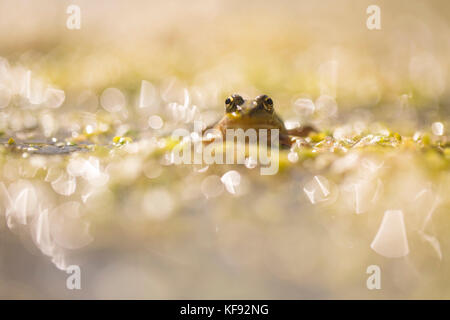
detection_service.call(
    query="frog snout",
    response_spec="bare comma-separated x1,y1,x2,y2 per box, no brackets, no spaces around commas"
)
239,100,258,115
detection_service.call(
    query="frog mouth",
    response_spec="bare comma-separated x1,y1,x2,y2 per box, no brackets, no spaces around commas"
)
225,120,280,130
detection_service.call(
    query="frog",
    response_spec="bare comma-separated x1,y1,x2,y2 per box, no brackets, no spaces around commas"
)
205,94,316,148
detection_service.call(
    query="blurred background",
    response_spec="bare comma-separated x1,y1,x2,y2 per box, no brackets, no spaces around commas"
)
0,0,449,299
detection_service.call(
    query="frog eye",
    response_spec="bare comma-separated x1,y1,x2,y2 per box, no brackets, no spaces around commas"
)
263,96,274,112
225,96,237,112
